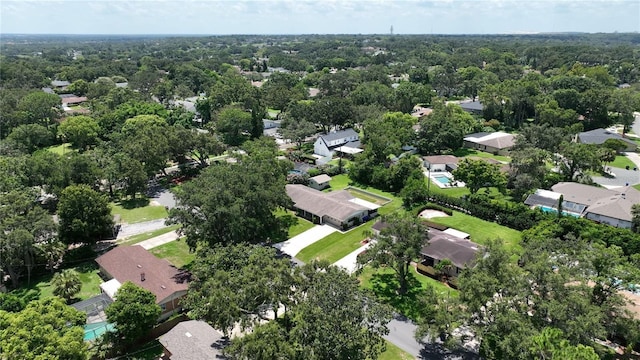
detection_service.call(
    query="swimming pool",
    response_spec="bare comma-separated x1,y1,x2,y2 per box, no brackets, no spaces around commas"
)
433,175,451,185
84,321,116,341
539,206,580,218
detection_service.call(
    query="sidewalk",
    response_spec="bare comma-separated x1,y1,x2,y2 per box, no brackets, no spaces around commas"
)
137,231,179,250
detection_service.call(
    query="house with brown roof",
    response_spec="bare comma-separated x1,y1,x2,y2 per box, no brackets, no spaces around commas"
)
286,184,377,229
524,182,640,229
96,245,189,320
463,131,516,156
159,320,227,360
420,229,482,277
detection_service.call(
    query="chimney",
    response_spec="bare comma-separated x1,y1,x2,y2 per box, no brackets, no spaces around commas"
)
140,272,145,281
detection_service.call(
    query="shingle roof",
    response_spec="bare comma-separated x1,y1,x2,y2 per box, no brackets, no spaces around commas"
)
551,182,640,221
320,128,359,143
423,155,459,166
95,245,189,304
459,100,484,112
309,174,332,184
464,132,515,149
51,80,70,87
577,128,637,148
286,184,368,223
159,320,227,360
421,232,481,269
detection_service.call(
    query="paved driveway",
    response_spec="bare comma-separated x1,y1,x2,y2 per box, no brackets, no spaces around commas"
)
116,219,168,239
273,225,336,257
333,241,374,274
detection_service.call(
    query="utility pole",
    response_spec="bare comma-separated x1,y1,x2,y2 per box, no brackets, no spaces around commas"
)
390,25,394,36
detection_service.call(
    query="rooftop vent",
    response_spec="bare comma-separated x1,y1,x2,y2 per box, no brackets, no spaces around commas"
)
140,272,145,282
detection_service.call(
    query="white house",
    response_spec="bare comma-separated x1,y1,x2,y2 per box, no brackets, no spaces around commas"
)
423,155,459,172
313,128,360,157
308,174,332,190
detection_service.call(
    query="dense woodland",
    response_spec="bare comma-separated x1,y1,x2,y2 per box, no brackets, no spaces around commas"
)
1,33,640,359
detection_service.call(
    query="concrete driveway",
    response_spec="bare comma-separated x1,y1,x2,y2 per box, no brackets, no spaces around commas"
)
333,241,374,274
273,224,336,257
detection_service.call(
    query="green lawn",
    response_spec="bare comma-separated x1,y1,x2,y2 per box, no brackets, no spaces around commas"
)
634,183,640,191
275,209,315,238
119,224,181,246
12,262,102,303
453,148,511,163
608,155,637,170
149,240,195,269
46,143,74,155
429,211,522,252
380,340,414,360
110,198,169,224
359,266,457,320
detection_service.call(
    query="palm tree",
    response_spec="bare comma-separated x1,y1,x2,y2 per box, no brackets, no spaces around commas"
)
51,269,82,303
434,259,453,282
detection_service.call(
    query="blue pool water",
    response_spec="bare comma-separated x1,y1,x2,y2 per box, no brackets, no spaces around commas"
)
539,206,580,218
84,322,116,341
433,175,451,185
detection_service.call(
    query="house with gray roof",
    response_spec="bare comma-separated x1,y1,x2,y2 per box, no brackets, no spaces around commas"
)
524,182,640,229
459,100,484,115
576,128,637,152
159,320,227,360
463,131,516,155
313,128,360,157
51,80,71,88
420,229,481,277
286,184,377,229
308,174,332,190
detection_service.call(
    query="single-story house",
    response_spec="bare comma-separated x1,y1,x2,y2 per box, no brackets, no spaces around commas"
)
313,128,360,158
96,245,189,320
263,119,281,129
420,229,481,277
286,184,377,229
61,96,88,106
524,182,640,229
463,131,516,155
576,128,637,152
459,100,484,115
308,174,332,190
159,320,227,360
423,155,459,172
51,80,71,89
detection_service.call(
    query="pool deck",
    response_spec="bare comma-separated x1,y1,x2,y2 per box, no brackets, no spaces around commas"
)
424,171,466,189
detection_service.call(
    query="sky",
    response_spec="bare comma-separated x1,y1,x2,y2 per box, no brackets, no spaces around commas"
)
1,0,639,35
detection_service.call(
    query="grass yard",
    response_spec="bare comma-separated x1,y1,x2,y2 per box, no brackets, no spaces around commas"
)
149,239,195,269
275,209,315,238
110,198,168,224
429,211,522,252
46,143,74,155
380,340,415,360
296,221,374,264
608,155,637,170
119,224,181,246
359,266,457,321
453,148,511,163
634,183,640,191
11,262,102,303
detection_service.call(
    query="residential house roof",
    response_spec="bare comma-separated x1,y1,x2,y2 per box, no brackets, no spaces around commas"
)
550,182,640,221
309,174,332,184
423,155,459,166
61,96,88,105
42,87,54,94
51,80,71,87
421,230,481,269
159,320,227,360
577,128,637,148
459,100,484,112
95,245,189,304
286,184,368,223
320,128,359,143
464,131,516,150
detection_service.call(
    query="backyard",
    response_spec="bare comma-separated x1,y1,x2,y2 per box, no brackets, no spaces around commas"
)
46,142,74,155
149,239,195,269
453,148,511,163
428,210,522,252
12,262,102,303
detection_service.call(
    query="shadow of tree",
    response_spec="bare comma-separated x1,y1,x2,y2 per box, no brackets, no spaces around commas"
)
118,197,150,209
419,342,480,360
369,271,425,320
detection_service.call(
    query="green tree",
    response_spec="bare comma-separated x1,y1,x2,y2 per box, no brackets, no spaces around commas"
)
58,184,114,245
528,328,598,360
17,91,61,125
415,285,463,348
51,269,82,303
400,176,429,209
632,204,640,233
215,106,252,146
452,158,507,194
119,114,172,176
185,244,295,335
278,119,317,148
357,212,428,295
0,297,88,360
557,142,602,182
6,123,54,153
105,281,161,345
58,115,101,151
416,102,475,155
603,138,629,154
168,143,292,249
